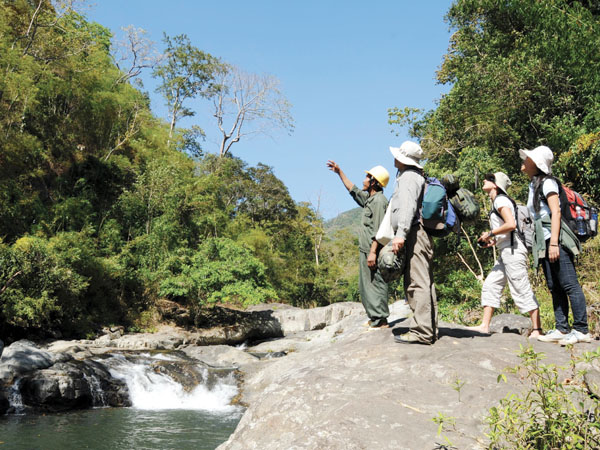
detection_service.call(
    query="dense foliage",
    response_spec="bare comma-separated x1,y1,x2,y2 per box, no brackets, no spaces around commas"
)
389,0,600,328
3,0,600,341
0,1,346,340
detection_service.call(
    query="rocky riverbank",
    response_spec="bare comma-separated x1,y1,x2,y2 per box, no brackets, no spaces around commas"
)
218,302,600,450
2,301,599,449
0,301,363,414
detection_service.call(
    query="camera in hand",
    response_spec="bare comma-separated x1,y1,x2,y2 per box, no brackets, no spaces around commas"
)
477,239,486,248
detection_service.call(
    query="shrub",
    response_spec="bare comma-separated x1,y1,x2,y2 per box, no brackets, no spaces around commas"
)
487,346,600,449
159,237,277,307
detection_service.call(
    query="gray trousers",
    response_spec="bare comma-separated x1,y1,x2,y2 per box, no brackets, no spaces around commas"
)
358,251,389,322
403,224,438,342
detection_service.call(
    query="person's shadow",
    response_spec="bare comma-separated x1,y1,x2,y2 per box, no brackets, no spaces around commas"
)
390,322,492,339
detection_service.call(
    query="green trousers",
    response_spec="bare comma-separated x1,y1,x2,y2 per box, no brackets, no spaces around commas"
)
358,251,389,323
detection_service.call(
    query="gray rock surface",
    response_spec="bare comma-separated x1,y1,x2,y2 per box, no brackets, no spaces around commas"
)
181,344,259,368
489,313,532,335
248,302,365,335
0,340,72,384
218,302,599,450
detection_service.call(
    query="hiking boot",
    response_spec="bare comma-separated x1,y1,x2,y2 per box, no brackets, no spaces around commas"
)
559,330,593,346
394,332,431,345
537,329,568,343
369,318,389,328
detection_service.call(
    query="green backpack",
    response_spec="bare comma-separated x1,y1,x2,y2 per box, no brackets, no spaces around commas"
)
442,174,480,222
377,242,405,283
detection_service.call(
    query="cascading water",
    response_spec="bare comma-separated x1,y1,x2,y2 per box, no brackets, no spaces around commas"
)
97,352,242,414
6,378,24,415
1,351,244,449
82,371,108,407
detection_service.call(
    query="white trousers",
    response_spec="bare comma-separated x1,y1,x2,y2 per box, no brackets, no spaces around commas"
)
481,242,539,313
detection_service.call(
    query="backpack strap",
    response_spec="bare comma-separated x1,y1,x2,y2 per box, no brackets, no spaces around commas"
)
399,166,426,224
490,193,518,251
538,175,562,209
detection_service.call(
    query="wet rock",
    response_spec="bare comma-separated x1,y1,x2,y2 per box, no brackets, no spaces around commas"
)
0,341,131,414
19,359,130,412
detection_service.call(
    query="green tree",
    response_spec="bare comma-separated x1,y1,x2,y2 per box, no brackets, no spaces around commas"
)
153,33,224,142
159,237,277,307
410,0,600,175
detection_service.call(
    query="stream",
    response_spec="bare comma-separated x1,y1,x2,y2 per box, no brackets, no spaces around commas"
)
0,351,244,449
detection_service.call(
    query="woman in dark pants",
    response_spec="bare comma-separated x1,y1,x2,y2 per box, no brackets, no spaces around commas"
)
520,145,591,345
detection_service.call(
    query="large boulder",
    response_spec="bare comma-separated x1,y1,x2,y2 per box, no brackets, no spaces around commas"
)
218,302,598,450
18,359,130,412
181,344,259,369
0,341,130,414
248,302,364,335
0,340,72,384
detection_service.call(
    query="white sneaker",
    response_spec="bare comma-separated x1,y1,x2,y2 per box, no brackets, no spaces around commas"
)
537,329,568,342
559,330,593,346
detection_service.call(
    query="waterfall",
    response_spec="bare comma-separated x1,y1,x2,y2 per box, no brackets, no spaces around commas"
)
83,371,107,407
7,378,24,415
99,353,242,414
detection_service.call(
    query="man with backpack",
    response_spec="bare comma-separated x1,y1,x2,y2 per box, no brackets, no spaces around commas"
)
327,160,391,328
389,141,438,345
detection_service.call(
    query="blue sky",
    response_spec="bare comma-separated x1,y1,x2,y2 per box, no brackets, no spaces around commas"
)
86,1,454,220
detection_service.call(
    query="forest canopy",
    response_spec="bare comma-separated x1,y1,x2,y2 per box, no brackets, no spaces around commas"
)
0,0,344,339
2,0,600,340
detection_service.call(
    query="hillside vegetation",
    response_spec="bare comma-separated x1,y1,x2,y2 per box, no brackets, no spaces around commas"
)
1,0,600,341
0,1,348,340
389,0,600,331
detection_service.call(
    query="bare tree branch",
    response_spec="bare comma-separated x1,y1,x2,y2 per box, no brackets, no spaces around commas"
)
212,66,294,157
104,102,142,161
112,26,162,85
460,224,484,283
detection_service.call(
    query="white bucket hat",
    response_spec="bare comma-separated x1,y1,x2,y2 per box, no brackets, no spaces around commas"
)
519,145,553,174
389,141,423,169
492,172,511,194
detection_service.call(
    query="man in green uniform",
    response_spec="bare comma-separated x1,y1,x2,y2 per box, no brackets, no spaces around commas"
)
327,160,390,327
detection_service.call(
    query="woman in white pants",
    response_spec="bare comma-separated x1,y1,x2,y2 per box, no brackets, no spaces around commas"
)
469,172,542,337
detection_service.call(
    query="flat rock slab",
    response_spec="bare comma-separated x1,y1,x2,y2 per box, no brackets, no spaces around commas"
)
219,305,599,450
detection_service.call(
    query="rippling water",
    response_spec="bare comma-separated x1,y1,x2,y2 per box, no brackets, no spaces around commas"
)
0,407,241,449
1,351,243,449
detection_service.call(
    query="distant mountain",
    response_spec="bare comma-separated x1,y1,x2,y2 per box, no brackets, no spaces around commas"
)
324,207,362,237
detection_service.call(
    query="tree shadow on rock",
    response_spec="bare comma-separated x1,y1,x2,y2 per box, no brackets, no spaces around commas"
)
192,306,284,345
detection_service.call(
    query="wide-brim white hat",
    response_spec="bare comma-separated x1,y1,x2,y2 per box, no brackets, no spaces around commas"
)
492,172,511,194
519,145,553,174
389,140,423,169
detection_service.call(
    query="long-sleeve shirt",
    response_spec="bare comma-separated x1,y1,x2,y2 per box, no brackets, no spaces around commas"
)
390,169,425,240
349,186,388,253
